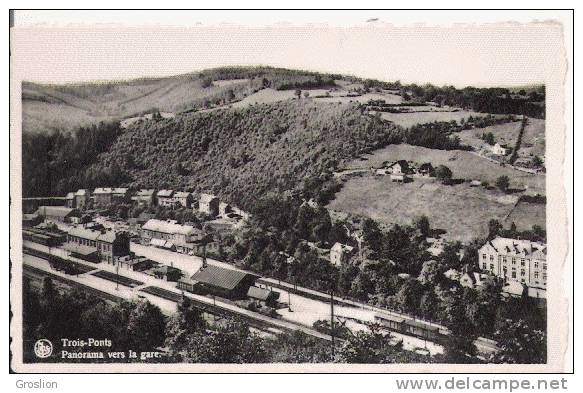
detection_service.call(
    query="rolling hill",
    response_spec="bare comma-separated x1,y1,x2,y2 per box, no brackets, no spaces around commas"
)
21,67,342,134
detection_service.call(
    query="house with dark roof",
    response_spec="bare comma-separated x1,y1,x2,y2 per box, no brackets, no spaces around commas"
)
418,163,434,176
247,286,280,307
181,265,260,299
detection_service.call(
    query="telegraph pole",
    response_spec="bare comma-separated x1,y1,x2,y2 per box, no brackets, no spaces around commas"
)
330,289,335,358
115,257,119,291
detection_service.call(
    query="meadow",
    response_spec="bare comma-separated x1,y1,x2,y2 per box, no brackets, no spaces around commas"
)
327,175,521,242
378,109,485,128
343,144,545,195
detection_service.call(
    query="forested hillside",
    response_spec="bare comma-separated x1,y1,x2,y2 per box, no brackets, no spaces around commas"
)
87,101,403,208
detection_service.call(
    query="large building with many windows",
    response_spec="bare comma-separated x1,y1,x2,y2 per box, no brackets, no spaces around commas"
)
66,227,130,264
478,237,547,289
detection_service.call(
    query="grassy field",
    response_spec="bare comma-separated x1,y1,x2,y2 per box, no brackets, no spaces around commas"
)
456,117,545,160
314,92,403,104
504,201,546,230
456,121,523,152
22,75,264,133
519,117,546,159
343,144,545,195
230,88,297,107
327,175,522,242
231,89,404,107
378,110,485,128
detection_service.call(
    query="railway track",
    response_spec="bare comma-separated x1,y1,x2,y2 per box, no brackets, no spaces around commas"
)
22,249,334,342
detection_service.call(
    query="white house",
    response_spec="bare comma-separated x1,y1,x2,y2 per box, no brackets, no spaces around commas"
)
329,242,355,267
491,143,507,156
199,193,219,216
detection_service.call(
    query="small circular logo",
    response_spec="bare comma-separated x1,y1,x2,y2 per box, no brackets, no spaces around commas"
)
34,339,53,358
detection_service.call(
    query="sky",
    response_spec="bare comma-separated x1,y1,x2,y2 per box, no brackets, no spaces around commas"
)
10,10,568,87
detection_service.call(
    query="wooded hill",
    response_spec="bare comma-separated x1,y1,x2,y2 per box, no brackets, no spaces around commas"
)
84,101,403,208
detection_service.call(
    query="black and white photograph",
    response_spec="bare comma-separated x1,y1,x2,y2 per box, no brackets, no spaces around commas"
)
9,9,572,374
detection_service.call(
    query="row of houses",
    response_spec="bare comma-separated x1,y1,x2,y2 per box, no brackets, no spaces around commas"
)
63,188,250,219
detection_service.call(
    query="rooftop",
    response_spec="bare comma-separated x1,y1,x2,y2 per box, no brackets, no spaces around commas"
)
482,237,546,259
93,188,114,194
142,219,198,236
157,189,174,197
135,189,156,197
247,286,276,301
174,191,191,198
191,265,258,291
36,206,76,218
68,226,119,243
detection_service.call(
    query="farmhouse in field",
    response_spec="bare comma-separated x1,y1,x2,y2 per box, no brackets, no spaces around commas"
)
376,160,411,177
330,242,355,267
388,160,410,174
199,193,220,216
418,162,434,176
490,143,507,156
478,237,547,290
391,173,407,182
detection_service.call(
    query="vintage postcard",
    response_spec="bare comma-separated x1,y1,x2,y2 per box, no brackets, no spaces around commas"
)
9,10,572,373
